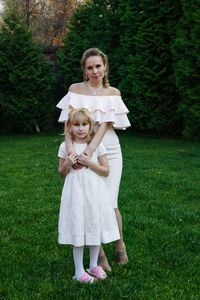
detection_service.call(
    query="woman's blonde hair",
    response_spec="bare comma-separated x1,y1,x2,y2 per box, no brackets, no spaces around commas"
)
66,108,94,143
81,48,109,88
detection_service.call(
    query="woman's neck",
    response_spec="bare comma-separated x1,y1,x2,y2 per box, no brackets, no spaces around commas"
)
86,81,103,95
87,81,103,89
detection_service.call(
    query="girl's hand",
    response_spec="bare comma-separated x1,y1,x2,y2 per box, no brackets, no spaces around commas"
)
64,153,78,168
78,153,92,167
72,153,85,170
72,162,84,170
66,145,83,169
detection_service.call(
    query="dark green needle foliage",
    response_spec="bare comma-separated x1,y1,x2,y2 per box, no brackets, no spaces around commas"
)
172,0,200,139
0,14,55,133
57,0,200,139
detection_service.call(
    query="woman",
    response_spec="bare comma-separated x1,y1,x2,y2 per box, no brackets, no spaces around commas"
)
57,48,130,271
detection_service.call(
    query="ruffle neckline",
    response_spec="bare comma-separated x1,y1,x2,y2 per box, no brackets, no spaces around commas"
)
56,91,131,129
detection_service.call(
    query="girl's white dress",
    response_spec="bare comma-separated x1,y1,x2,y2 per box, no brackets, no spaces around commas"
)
57,91,131,208
58,142,120,246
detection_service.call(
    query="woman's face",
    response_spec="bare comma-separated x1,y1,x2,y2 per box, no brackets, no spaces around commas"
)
84,55,106,85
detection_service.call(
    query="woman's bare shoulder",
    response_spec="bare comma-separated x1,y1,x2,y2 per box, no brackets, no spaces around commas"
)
69,82,84,93
107,86,121,96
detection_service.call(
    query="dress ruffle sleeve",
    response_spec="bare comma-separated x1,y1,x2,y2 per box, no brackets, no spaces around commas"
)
56,91,131,129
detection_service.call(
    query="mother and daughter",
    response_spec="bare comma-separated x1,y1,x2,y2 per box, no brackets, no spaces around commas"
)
56,48,130,283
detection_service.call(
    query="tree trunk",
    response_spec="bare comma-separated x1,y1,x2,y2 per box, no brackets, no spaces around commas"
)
25,0,30,27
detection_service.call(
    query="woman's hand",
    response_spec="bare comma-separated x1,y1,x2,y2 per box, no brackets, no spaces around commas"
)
66,145,83,169
73,150,92,170
74,146,94,169
78,153,92,167
83,145,95,157
65,153,78,168
67,145,75,157
72,162,84,170
58,153,78,176
72,152,85,170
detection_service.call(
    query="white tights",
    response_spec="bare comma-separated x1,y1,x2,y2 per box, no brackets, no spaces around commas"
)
73,245,100,279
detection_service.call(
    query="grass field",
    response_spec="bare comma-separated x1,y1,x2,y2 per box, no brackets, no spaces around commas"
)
0,131,200,300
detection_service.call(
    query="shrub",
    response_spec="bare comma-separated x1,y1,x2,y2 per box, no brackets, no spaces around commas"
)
172,0,200,139
0,14,55,133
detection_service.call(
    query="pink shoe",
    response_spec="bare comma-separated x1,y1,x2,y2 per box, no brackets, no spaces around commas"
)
73,272,95,283
87,266,107,280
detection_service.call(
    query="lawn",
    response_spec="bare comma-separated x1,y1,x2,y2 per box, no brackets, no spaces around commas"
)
0,131,200,300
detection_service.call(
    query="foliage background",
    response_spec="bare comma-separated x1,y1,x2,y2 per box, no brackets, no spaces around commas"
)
58,0,200,139
0,14,55,133
0,0,200,139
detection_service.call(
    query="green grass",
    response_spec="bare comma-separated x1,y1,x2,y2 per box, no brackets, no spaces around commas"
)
0,131,200,300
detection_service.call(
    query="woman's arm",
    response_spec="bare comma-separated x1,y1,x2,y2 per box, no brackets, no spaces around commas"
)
78,153,109,177
65,122,84,169
84,122,112,156
58,154,78,176
64,122,74,155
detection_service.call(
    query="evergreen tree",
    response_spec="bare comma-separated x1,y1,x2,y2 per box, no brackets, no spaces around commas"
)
128,0,182,133
0,14,55,133
117,0,141,116
58,0,200,138
172,0,200,139
58,0,121,92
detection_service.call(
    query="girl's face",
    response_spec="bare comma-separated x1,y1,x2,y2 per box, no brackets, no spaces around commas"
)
84,55,106,85
70,118,90,143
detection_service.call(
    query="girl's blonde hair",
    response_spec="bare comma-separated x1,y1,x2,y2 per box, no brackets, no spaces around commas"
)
66,108,94,143
81,48,109,88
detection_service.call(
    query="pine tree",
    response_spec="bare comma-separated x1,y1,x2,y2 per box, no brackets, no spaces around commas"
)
117,0,141,117
59,0,200,137
172,0,200,139
58,0,121,91
128,0,182,133
0,14,55,132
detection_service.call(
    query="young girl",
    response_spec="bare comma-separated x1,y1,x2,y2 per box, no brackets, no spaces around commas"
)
58,108,120,283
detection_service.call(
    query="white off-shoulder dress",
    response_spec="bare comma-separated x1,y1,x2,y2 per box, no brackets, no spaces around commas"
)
56,91,131,208
58,142,120,246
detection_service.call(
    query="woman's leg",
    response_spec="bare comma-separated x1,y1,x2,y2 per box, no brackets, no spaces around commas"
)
98,245,112,271
101,129,128,266
99,210,128,268
115,208,128,265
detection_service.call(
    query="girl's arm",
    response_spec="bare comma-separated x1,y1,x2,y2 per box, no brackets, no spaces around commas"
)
84,122,112,156
58,154,78,176
78,153,109,177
